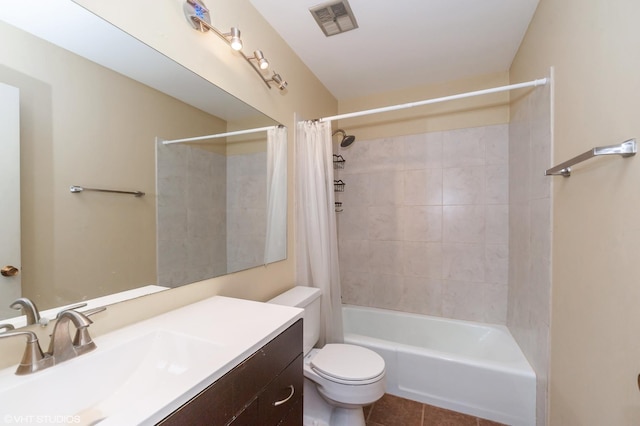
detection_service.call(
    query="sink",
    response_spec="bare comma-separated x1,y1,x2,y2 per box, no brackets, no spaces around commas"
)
0,330,221,425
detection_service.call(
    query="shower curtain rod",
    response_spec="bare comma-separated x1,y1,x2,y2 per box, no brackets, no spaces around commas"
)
317,78,548,123
163,125,280,145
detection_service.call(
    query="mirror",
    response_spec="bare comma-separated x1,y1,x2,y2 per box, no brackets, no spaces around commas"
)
0,2,285,324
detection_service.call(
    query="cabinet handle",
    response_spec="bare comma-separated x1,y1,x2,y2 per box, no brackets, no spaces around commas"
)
272,385,295,407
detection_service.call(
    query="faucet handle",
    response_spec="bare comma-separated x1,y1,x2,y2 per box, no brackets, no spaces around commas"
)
0,330,51,375
80,306,106,317
54,303,88,319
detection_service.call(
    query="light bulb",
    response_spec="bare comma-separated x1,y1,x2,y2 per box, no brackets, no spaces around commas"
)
254,50,269,70
229,27,242,51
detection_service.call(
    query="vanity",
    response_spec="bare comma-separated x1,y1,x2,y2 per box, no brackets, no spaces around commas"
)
160,318,302,425
0,296,303,425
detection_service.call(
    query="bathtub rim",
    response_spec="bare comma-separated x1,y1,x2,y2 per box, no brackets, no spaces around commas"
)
342,304,535,377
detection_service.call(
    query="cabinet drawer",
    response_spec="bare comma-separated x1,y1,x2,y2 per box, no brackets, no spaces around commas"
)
258,354,303,426
233,319,302,409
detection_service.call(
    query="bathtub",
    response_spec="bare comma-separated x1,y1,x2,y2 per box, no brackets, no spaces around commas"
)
342,305,535,426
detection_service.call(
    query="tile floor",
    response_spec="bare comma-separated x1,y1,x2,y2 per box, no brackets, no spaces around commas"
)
364,394,508,426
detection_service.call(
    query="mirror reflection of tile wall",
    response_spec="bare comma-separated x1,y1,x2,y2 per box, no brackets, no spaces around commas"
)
157,143,227,287
227,152,267,272
156,143,267,287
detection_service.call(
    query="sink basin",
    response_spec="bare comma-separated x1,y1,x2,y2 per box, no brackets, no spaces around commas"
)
0,330,221,425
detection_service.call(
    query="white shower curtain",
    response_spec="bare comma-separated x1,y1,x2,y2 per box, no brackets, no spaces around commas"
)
264,126,288,264
295,120,343,345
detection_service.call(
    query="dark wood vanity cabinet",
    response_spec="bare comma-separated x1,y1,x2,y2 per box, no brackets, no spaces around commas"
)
158,319,303,426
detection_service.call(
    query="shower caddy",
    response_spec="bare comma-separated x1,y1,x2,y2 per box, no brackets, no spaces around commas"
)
333,154,345,212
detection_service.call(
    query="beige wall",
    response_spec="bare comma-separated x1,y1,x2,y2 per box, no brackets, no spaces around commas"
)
511,0,640,424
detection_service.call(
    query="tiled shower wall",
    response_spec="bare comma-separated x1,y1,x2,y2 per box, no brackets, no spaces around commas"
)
337,124,510,324
157,143,227,287
507,82,552,426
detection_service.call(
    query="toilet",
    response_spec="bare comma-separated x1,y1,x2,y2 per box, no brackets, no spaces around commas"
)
268,286,385,426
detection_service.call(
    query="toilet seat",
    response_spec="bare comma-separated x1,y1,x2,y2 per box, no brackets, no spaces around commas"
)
310,344,385,385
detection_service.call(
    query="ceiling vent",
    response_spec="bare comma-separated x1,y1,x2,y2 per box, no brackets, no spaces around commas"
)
310,0,359,37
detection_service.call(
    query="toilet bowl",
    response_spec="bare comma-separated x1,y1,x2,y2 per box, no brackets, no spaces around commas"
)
268,286,386,426
304,348,385,426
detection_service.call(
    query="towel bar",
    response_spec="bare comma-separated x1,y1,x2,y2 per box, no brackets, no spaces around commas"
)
545,139,636,177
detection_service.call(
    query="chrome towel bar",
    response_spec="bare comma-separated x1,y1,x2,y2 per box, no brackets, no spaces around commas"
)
545,139,636,177
70,185,145,197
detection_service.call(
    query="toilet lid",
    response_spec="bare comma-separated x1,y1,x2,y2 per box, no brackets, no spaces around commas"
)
311,344,385,382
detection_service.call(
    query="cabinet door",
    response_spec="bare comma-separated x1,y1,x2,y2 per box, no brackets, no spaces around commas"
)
157,373,233,426
259,354,303,426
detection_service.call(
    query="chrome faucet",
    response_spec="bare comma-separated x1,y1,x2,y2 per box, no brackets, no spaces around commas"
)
0,330,53,375
10,297,41,326
47,310,97,364
0,307,105,375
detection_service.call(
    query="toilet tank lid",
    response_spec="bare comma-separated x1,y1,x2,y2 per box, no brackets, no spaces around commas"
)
267,286,321,307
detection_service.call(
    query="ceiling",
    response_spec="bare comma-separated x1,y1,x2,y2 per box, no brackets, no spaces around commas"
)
249,0,540,100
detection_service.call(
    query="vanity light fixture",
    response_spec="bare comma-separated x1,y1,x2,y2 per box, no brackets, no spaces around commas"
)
268,73,288,91
251,50,270,70
226,27,243,51
184,0,287,90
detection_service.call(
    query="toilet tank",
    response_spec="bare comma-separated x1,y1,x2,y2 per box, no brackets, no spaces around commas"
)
268,286,321,355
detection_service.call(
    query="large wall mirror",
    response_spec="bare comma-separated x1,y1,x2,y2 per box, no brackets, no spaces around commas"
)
0,2,286,325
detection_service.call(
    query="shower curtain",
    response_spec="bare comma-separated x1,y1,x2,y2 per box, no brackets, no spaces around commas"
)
264,126,287,264
295,120,343,345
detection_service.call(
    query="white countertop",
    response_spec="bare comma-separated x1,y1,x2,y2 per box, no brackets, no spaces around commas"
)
0,295,303,425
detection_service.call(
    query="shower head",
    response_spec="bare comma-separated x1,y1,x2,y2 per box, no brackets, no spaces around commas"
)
332,129,356,147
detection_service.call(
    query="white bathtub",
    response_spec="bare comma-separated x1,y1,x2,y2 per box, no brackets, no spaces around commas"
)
342,305,535,426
